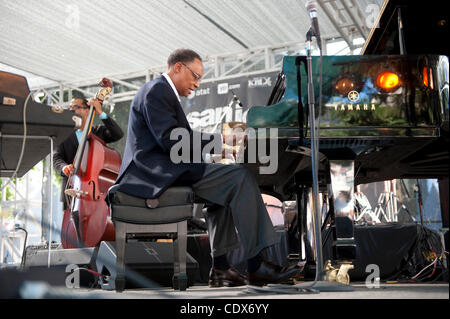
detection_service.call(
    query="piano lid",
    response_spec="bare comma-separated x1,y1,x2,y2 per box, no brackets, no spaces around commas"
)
0,71,30,99
361,0,449,56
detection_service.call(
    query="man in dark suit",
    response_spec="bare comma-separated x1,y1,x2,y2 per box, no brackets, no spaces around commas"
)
115,48,299,287
53,97,123,209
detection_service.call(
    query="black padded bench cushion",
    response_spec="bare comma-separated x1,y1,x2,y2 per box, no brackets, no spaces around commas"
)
107,185,194,225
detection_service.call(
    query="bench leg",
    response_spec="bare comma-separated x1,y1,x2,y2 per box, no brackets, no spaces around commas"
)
172,221,188,291
114,221,127,292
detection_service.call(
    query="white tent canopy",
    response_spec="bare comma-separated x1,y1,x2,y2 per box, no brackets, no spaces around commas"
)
1,0,383,88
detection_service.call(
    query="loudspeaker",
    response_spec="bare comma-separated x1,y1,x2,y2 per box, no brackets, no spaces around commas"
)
96,241,198,290
23,244,95,268
21,244,98,289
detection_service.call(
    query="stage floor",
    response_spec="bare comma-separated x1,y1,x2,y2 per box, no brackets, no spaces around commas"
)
20,282,449,299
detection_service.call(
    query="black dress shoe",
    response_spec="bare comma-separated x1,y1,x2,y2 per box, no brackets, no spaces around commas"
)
209,267,248,287
248,261,300,286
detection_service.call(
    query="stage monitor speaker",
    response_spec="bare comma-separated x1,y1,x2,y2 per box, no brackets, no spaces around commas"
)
23,244,95,268
21,244,98,288
96,241,198,290
0,245,98,298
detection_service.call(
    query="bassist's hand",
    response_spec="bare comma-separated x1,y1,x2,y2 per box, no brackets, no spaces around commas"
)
87,98,103,115
63,164,74,177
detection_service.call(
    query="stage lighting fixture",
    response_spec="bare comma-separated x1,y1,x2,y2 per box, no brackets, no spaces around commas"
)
422,67,429,87
376,71,400,91
335,76,355,95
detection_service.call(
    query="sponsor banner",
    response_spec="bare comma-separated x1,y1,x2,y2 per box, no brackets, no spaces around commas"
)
181,72,279,132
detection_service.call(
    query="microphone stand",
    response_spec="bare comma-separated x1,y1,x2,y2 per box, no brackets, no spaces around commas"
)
210,90,243,134
265,27,354,293
291,27,354,292
306,27,324,282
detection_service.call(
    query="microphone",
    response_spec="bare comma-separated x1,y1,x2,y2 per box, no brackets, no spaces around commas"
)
231,90,243,108
72,115,82,129
305,0,322,50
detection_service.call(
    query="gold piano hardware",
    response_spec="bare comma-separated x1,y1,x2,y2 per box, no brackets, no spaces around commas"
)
323,260,354,285
2,97,16,106
332,103,377,112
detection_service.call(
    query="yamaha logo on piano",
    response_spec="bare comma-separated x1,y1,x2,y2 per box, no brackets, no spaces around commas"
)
347,90,360,102
331,103,377,112
327,89,377,112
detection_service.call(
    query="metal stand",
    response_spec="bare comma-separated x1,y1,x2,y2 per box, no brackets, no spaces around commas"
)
439,228,448,269
1,134,54,268
267,29,354,293
355,186,381,224
305,28,324,282
211,91,243,134
414,179,424,226
373,180,400,223
297,29,352,292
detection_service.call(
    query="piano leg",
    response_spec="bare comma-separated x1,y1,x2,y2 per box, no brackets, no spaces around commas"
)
295,184,313,264
329,160,357,262
284,173,355,290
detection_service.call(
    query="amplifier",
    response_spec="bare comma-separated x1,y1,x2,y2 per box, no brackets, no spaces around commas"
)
96,241,199,290
21,244,98,288
23,244,95,267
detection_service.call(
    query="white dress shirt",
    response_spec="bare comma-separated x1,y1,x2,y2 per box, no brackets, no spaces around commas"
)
161,73,225,163
162,73,181,102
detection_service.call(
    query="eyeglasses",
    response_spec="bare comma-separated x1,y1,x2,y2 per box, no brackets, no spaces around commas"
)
69,104,88,112
182,62,201,82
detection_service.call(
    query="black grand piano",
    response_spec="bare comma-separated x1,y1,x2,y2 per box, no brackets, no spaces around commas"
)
242,0,448,273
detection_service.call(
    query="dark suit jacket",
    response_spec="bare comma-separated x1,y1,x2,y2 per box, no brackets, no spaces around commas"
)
115,75,221,199
53,116,124,205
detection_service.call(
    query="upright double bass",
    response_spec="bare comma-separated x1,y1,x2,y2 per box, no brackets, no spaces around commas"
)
61,78,121,248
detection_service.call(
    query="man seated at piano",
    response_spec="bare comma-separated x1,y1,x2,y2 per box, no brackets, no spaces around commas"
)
53,95,124,209
114,48,300,287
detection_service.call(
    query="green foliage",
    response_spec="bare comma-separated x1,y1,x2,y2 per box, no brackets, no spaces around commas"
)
95,100,131,157
53,168,62,188
0,177,17,201
5,186,14,201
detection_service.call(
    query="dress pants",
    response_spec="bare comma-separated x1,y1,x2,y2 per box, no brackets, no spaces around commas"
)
192,163,278,259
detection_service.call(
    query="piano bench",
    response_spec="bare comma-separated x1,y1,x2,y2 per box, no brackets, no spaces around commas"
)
106,185,194,292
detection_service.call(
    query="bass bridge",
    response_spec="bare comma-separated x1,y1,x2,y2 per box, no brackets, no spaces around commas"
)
65,188,88,198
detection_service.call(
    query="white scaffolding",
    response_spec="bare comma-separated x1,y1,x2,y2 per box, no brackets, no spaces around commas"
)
0,173,42,266
317,0,372,51
0,159,62,266
29,37,367,107
29,41,307,107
